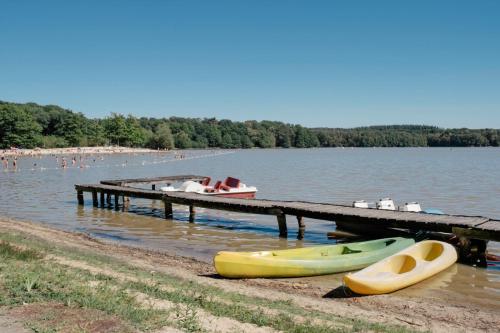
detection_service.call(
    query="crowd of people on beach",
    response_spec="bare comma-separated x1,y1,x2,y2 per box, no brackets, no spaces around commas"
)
1,147,229,173
0,146,168,171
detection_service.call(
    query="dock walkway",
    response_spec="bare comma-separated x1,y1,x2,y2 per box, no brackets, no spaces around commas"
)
75,176,500,243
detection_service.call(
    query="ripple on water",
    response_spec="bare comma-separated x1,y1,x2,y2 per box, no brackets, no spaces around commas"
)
1,148,499,306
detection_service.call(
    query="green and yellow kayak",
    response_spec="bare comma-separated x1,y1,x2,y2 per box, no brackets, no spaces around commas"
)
214,237,414,278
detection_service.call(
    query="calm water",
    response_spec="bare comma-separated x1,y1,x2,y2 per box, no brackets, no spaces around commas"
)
0,148,499,307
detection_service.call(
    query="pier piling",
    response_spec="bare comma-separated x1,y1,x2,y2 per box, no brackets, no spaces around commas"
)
164,200,173,218
277,213,287,238
77,190,84,205
189,205,196,222
92,190,98,207
297,216,305,240
75,175,500,264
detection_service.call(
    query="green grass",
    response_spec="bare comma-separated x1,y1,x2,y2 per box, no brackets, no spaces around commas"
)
0,230,418,333
0,243,169,331
0,241,43,261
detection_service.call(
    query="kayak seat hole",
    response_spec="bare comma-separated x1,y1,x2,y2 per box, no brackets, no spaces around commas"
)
387,254,416,274
341,247,362,255
417,242,444,261
384,239,396,246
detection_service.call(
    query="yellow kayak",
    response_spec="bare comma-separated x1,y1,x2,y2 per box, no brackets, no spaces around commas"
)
343,240,457,295
214,237,414,278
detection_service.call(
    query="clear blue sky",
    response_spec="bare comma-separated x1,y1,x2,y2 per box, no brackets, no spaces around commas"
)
1,1,499,128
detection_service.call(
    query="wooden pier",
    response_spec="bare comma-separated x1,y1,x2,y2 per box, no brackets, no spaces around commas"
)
75,175,500,264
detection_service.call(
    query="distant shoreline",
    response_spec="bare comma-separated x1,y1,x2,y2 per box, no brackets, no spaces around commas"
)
0,146,166,157
2,145,499,158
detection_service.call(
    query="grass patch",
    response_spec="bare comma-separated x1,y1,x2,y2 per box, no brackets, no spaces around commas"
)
0,230,416,333
0,241,43,261
0,245,169,330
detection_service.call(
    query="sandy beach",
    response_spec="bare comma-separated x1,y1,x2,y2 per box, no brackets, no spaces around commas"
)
0,217,497,333
0,146,165,157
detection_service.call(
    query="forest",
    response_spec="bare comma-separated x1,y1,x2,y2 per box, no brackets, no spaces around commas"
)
1,100,499,149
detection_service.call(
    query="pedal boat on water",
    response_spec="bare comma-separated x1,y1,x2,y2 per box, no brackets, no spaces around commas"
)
343,240,457,295
161,177,257,199
214,237,414,278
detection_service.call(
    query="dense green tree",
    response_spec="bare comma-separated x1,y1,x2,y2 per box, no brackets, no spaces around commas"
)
174,131,192,149
124,116,146,147
0,106,42,148
102,113,128,146
1,101,499,149
148,123,174,149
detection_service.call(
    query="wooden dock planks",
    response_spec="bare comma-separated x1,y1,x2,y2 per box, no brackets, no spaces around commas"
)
74,182,500,241
101,175,207,186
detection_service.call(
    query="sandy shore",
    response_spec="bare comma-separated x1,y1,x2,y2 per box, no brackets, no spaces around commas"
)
0,146,165,157
0,217,497,333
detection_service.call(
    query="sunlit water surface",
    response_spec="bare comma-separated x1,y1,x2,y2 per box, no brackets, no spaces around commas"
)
0,148,499,309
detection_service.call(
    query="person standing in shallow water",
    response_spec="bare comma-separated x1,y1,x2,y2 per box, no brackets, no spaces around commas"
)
1,157,8,170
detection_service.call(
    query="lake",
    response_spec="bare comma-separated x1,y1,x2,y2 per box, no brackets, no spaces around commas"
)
0,148,499,308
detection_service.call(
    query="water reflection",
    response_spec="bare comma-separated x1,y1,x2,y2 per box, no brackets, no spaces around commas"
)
1,148,499,304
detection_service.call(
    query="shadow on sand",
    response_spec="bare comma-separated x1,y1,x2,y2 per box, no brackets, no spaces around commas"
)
323,285,365,299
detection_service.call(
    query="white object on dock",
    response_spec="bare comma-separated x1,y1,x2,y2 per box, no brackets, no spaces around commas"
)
353,200,370,208
377,198,396,210
400,202,422,212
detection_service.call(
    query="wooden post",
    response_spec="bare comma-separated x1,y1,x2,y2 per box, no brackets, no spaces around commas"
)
106,192,111,205
152,184,156,190
164,200,173,218
92,190,98,207
277,213,287,238
189,205,195,223
114,194,119,210
122,196,129,211
100,191,105,208
297,216,305,240
77,190,84,205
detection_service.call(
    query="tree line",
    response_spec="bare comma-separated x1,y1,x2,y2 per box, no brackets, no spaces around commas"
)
1,100,499,149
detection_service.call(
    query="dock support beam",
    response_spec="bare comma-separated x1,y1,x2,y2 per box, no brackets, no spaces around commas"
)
77,190,84,205
297,216,305,240
100,191,105,208
164,201,173,218
106,193,111,205
114,194,119,210
277,213,287,238
189,205,195,222
152,184,156,190
92,190,98,207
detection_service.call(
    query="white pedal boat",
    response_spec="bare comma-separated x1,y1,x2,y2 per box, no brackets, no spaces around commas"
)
161,177,257,199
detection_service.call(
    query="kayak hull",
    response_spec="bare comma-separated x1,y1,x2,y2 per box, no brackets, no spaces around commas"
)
343,240,457,295
214,237,414,278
